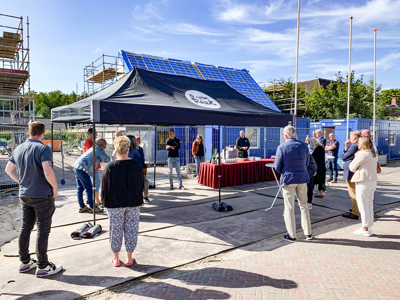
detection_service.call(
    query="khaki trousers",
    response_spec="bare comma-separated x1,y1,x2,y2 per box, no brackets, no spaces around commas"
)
282,183,312,239
346,180,360,216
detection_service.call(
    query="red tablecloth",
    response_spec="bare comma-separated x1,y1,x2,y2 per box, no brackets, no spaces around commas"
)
198,159,276,189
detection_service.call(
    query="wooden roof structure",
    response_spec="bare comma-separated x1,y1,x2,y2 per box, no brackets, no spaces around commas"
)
85,68,124,83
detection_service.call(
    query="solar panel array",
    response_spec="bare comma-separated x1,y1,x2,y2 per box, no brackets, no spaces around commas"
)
122,51,201,79
120,50,279,112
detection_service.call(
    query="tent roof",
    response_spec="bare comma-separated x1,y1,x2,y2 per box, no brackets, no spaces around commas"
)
51,68,292,127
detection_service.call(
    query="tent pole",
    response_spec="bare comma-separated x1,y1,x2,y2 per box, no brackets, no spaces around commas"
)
218,125,221,204
153,126,157,188
92,122,96,225
50,123,54,166
224,126,226,150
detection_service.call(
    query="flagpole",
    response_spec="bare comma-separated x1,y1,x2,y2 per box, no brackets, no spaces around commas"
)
294,0,301,128
373,28,377,142
346,16,353,140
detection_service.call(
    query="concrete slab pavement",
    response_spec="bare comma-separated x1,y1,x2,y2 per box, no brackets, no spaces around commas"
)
1,162,399,299
98,208,400,300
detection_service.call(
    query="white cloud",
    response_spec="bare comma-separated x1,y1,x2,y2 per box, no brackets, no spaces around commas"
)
307,52,400,75
136,23,228,37
216,0,400,25
132,2,163,21
158,23,228,36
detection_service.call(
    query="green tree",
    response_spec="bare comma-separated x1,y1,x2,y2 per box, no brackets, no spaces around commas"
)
264,79,306,114
304,72,380,121
33,91,77,117
376,88,400,119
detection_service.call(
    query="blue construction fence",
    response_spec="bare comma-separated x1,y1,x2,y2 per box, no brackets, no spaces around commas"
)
310,118,400,161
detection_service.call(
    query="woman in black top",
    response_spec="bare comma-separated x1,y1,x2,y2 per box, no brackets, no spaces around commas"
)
101,136,143,267
310,138,327,199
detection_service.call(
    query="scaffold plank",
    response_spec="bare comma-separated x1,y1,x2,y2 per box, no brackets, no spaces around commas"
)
85,68,123,83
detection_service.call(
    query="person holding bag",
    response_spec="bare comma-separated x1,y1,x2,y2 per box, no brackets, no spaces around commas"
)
349,137,378,237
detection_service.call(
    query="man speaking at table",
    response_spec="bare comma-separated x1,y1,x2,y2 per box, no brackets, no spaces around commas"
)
274,125,313,242
236,130,250,158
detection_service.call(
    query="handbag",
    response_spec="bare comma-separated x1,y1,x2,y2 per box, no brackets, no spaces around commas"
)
377,162,381,174
143,162,147,176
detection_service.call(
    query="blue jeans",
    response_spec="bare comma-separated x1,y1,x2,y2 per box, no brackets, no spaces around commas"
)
168,157,182,187
195,156,205,176
328,157,338,180
73,168,94,208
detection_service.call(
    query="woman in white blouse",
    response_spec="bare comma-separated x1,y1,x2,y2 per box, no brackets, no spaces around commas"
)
349,136,378,237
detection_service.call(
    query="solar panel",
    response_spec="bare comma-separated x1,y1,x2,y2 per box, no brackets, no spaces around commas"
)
195,64,279,111
120,50,280,112
121,50,202,80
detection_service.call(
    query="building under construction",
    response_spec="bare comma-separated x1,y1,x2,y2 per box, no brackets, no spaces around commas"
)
0,13,33,124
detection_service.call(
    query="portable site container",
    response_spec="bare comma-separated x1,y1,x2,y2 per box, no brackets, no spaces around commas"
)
310,118,400,162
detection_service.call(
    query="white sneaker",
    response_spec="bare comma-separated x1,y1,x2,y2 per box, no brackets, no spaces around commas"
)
353,229,372,237
353,227,364,234
307,203,312,210
36,262,63,278
19,259,37,273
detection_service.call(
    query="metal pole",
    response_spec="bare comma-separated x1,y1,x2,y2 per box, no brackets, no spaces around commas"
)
346,16,353,140
185,126,189,175
224,126,226,151
293,0,301,127
218,125,221,204
92,122,96,225
153,126,157,188
373,29,377,142
50,123,54,163
27,16,33,121
264,127,267,158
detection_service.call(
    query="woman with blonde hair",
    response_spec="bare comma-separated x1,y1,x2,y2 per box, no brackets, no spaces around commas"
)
349,136,378,237
192,134,205,177
101,136,144,266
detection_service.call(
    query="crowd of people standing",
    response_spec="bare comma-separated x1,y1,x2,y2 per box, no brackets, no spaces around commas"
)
281,125,379,241
5,121,380,277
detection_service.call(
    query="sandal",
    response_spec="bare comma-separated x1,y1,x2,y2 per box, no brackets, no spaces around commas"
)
126,258,135,267
111,258,121,267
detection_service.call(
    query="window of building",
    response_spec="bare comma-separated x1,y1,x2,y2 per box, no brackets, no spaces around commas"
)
245,127,260,149
389,131,396,146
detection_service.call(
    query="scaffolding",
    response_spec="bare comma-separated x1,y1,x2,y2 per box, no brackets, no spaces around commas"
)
0,13,33,124
83,54,125,95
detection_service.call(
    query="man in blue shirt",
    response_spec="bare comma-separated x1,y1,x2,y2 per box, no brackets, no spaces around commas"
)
73,139,110,213
326,133,339,183
5,121,62,277
274,125,313,242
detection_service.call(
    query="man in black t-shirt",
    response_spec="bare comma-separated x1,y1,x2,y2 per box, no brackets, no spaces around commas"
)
236,130,251,158
166,129,185,190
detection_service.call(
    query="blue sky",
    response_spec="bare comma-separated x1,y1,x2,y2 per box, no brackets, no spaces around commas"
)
2,0,400,93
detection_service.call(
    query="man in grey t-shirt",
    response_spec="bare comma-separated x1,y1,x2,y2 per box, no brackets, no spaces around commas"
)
6,121,62,277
